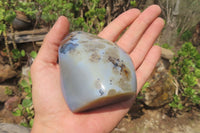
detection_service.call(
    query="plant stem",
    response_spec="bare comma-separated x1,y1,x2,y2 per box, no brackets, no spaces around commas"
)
3,30,14,68
10,24,17,49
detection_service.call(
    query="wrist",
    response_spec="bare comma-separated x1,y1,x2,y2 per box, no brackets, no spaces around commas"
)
31,116,64,133
31,118,52,133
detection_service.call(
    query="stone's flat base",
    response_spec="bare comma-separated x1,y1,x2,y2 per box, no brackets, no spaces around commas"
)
73,92,135,113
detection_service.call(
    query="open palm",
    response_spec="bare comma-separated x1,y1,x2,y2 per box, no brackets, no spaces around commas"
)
31,5,164,133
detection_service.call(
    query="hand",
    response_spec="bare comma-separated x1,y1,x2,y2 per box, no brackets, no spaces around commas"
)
31,5,164,133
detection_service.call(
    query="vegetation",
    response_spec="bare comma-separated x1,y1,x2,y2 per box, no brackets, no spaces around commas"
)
12,77,34,127
170,42,200,111
4,87,13,96
0,0,108,68
136,82,150,100
12,52,37,128
0,0,17,67
1,0,107,33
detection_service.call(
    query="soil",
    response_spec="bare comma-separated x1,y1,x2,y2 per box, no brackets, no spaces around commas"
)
112,106,200,133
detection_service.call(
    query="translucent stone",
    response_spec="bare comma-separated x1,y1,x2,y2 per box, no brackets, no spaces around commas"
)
58,31,137,112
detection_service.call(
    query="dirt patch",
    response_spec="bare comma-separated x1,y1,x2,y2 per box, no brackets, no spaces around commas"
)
112,107,200,133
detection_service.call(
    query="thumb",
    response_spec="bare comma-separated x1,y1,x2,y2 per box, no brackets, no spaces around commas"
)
36,16,70,65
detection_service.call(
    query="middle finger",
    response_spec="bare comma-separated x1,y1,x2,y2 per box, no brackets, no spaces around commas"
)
117,5,161,53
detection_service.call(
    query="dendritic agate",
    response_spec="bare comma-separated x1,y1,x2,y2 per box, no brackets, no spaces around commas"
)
58,31,137,112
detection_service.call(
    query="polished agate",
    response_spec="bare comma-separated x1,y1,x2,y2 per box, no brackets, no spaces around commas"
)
58,31,137,112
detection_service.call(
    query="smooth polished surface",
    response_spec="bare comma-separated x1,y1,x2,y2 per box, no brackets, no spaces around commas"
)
59,31,137,112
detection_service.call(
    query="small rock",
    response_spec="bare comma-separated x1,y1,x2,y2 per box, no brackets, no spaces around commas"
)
192,22,200,52
5,96,21,111
0,86,10,102
0,85,16,103
0,51,7,58
22,66,31,77
161,48,174,60
0,123,30,133
143,60,176,107
0,108,23,123
12,11,32,31
113,127,127,132
0,55,5,64
0,64,17,83
192,22,200,47
17,66,31,99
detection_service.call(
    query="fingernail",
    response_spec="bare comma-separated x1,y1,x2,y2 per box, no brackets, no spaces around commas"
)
55,16,62,25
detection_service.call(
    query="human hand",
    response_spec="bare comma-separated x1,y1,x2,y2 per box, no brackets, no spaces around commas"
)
31,5,164,133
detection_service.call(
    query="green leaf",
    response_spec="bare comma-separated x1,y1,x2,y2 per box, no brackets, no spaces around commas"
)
29,119,34,127
18,104,23,110
0,23,6,34
29,77,32,85
194,68,200,78
5,10,16,23
4,87,13,95
169,102,177,108
25,107,31,114
183,74,197,87
177,103,184,110
184,87,195,96
20,80,29,88
24,87,31,93
136,96,143,100
173,95,180,103
21,50,26,57
196,60,200,68
12,109,22,116
130,0,137,7
191,95,200,104
181,30,192,41
142,82,150,89
30,51,37,59
20,122,29,127
26,92,32,98
171,68,177,75
141,82,150,93
12,49,21,59
22,99,32,108
161,43,172,49
0,8,5,21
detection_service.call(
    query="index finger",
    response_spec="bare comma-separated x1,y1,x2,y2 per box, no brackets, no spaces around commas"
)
98,9,140,41
36,16,70,65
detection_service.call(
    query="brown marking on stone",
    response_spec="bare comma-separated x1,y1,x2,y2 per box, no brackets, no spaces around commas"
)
73,92,135,112
107,55,131,82
89,53,101,63
118,79,132,91
84,43,105,52
105,47,119,59
108,89,117,96
121,66,131,80
60,34,74,47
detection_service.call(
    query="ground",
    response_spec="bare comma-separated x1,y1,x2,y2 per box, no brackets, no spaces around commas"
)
112,105,200,133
